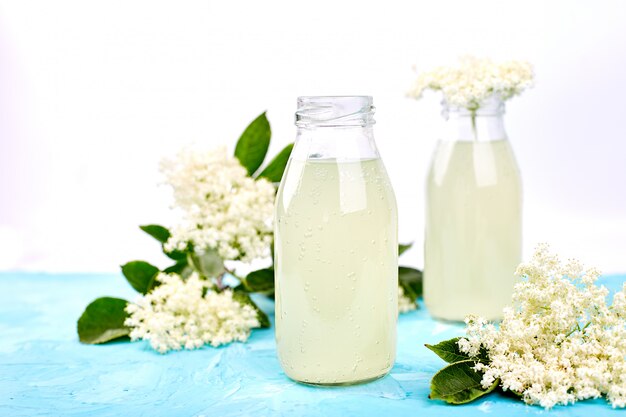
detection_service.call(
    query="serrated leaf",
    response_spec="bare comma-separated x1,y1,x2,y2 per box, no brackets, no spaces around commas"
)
399,266,423,298
121,261,159,294
235,112,271,176
187,249,224,278
139,224,171,243
77,297,130,344
232,291,270,328
425,337,471,363
399,242,413,256
244,268,275,293
257,143,293,182
430,360,498,404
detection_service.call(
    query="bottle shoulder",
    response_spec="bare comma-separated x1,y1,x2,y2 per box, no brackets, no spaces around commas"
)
427,139,521,188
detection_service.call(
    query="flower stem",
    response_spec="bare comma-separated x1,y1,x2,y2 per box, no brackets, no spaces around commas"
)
563,321,591,340
215,272,226,291
224,266,246,284
471,110,478,141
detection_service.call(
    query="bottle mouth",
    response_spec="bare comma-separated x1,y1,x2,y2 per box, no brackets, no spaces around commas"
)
295,96,375,127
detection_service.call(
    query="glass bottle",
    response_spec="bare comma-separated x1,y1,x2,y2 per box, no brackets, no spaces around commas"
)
424,95,522,321
274,96,398,385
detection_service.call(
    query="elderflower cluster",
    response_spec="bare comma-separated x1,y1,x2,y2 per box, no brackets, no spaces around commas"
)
125,272,261,353
408,56,534,110
161,146,275,263
458,244,626,409
398,286,417,313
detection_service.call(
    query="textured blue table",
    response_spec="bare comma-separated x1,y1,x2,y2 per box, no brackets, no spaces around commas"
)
1,272,625,417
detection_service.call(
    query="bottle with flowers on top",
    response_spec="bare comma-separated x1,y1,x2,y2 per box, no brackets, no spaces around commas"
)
409,56,534,321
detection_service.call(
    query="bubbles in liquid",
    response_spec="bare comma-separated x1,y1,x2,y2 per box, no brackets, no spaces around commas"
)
275,158,398,383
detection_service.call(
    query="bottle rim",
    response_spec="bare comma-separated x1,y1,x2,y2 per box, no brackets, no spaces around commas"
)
295,96,375,127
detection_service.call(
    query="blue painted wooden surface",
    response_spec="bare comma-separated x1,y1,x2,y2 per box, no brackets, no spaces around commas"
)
1,272,624,416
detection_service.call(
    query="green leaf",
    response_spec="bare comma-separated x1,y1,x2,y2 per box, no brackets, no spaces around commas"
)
257,143,293,182
121,261,160,294
399,266,423,299
425,337,471,363
430,360,499,405
139,224,186,260
426,337,490,364
163,260,193,278
235,112,271,176
244,268,275,293
139,224,170,243
164,249,187,261
399,242,413,256
77,297,130,344
232,291,270,328
400,282,418,303
187,249,225,278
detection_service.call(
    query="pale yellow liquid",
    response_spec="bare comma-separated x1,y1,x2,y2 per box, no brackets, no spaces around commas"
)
275,158,398,384
425,139,522,321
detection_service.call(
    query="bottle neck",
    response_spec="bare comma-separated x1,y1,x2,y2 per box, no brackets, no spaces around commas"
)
293,125,379,161
292,96,380,161
440,96,508,142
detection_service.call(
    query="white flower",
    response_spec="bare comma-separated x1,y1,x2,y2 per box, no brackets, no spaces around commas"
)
124,272,261,353
160,146,276,263
408,56,534,110
398,286,417,313
456,244,626,408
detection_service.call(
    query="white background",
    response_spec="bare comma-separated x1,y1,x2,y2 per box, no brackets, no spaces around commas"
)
1,1,625,273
